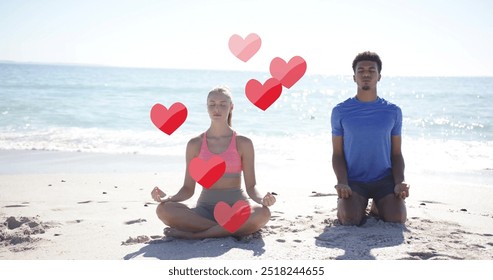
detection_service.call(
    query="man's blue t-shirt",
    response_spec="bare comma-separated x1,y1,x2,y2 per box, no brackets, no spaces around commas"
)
331,97,402,182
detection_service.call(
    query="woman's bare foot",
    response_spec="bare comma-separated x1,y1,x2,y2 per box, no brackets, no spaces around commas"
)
163,227,194,239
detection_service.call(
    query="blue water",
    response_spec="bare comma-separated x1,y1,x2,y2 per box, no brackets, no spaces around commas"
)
1,63,492,174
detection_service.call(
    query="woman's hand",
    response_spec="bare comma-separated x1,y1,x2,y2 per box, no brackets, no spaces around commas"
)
151,186,168,203
261,192,276,207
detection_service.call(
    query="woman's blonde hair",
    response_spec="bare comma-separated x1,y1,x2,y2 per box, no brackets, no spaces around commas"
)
208,86,233,126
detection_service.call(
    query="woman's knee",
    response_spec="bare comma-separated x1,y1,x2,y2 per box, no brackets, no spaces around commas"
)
260,206,271,219
245,206,271,228
156,202,177,224
254,206,271,223
235,206,271,236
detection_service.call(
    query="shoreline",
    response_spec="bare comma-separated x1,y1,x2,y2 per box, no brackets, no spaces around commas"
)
0,149,183,175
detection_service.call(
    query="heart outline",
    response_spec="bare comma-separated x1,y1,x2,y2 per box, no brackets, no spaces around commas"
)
189,155,226,189
150,102,188,135
214,200,251,233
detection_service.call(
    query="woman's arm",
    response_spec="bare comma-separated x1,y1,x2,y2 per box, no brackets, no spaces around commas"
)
238,135,276,206
238,136,261,203
152,137,200,203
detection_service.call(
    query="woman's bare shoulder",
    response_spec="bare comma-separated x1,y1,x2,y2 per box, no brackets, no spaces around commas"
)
187,133,203,149
236,134,253,147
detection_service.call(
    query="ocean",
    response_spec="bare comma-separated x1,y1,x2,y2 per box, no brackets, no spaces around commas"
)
0,63,492,179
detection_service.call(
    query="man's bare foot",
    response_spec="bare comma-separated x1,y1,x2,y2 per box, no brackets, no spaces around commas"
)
369,200,379,217
163,227,194,239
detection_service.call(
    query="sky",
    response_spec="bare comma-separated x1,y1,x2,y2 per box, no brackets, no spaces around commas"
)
0,0,492,76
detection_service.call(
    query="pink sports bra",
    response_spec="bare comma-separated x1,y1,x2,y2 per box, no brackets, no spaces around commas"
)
198,131,242,177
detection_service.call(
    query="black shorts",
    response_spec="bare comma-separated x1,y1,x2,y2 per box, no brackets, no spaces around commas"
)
348,175,395,203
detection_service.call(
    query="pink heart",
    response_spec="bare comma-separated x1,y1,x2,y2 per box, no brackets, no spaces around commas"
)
214,200,251,233
245,78,283,111
228,33,262,62
270,56,307,88
150,102,187,135
189,156,226,189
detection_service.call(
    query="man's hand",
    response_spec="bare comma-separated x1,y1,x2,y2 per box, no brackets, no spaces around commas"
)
335,184,352,199
394,183,410,199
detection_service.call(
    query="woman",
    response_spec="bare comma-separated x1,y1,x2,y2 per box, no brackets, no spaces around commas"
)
151,86,276,239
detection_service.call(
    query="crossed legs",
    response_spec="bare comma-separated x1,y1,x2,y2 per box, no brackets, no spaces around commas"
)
156,202,271,239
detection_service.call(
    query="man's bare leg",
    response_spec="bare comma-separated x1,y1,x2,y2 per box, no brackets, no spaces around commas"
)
337,192,368,226
375,194,407,223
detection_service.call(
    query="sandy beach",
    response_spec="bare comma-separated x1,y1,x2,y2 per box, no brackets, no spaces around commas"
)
1,149,492,261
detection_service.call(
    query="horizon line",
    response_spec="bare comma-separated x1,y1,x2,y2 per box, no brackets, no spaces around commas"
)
0,60,491,78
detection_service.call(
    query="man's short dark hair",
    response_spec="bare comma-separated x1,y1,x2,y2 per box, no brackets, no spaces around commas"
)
352,51,382,74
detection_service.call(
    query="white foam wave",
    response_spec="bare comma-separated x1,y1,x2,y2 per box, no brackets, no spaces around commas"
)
1,127,491,174
0,127,190,156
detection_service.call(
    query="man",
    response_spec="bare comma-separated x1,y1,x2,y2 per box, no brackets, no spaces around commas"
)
331,51,409,225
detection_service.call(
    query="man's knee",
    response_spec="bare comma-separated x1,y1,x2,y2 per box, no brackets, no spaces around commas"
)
382,211,407,224
337,196,367,226
377,196,407,224
337,210,364,226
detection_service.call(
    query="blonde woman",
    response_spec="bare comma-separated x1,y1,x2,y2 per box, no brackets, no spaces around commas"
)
151,86,275,239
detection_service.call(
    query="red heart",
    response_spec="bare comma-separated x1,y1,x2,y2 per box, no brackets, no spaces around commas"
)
270,56,307,89
189,156,226,189
228,33,262,62
245,78,283,111
150,102,187,135
214,200,251,233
